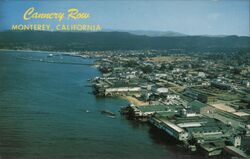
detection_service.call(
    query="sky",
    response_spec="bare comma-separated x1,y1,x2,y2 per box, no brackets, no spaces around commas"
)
0,0,249,36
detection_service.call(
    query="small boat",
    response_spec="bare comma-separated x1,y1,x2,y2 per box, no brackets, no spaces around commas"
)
100,110,115,117
107,115,115,119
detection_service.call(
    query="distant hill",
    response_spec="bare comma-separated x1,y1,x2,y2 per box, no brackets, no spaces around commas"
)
111,30,187,37
0,31,249,52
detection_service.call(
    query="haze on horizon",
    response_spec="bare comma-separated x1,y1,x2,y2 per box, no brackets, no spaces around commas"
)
0,0,249,36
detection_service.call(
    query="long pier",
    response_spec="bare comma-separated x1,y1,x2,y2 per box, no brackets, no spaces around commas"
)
15,57,93,66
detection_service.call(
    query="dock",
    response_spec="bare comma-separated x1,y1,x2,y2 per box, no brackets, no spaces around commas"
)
224,146,249,158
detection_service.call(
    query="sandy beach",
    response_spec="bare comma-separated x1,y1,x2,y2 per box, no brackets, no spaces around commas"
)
121,96,148,106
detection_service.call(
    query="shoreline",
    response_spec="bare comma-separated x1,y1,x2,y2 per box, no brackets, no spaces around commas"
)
0,49,140,107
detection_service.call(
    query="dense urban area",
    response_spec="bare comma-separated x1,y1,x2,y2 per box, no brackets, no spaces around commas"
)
79,49,250,158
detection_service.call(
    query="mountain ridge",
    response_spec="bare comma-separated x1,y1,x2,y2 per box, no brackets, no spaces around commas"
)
0,31,249,52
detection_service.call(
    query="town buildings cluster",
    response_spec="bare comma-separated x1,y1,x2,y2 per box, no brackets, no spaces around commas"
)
83,50,250,158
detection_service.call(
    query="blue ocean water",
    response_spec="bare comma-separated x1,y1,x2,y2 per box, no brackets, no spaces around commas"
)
0,51,207,159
